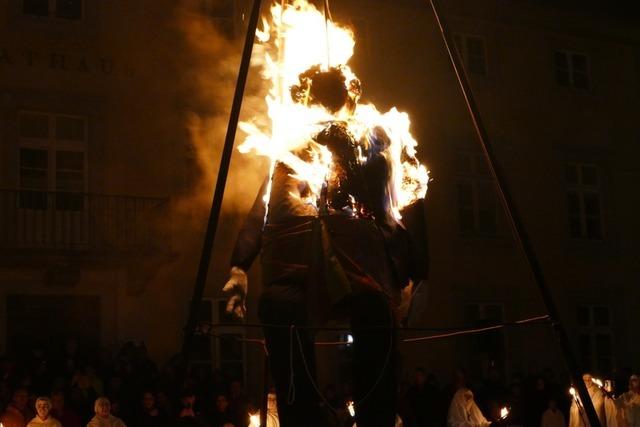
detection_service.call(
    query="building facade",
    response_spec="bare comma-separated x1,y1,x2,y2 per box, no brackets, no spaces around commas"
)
0,0,638,396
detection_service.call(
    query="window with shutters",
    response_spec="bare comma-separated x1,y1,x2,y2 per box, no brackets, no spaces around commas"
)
554,50,590,91
18,112,87,211
565,163,603,240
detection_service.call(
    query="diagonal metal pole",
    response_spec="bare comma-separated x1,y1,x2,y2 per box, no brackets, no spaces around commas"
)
426,0,601,425
181,0,264,369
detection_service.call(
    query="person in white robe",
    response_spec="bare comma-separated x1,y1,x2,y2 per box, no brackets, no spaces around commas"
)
620,375,640,427
26,397,61,427
541,399,566,427
447,388,493,427
569,374,606,427
86,397,126,427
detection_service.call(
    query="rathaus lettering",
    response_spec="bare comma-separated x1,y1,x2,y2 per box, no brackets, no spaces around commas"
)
0,48,133,76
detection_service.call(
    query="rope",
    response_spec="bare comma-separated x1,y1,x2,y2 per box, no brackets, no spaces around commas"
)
293,326,339,413
323,0,332,68
287,325,296,404
195,314,550,414
196,314,551,334
403,315,549,343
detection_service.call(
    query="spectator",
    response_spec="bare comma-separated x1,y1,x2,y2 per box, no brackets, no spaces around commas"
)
57,339,82,380
176,389,205,427
70,369,99,421
404,368,444,427
26,397,61,427
1,387,32,427
477,367,507,419
447,388,492,427
507,381,524,425
228,380,250,427
618,374,640,427
50,390,82,427
524,377,549,427
87,397,126,427
540,399,565,427
203,393,240,427
155,390,175,419
133,391,169,427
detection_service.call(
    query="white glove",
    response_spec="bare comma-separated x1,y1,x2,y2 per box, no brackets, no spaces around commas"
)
223,266,248,319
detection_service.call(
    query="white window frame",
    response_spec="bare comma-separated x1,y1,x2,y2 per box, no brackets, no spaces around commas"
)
213,297,247,383
576,305,613,373
21,0,84,20
554,50,591,91
463,303,506,378
18,111,88,198
456,151,498,236
565,162,603,240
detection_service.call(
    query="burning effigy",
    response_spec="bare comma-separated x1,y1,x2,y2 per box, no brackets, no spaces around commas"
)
224,1,429,425
238,0,428,219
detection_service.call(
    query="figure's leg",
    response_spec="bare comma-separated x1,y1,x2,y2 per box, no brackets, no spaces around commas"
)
258,284,323,427
350,290,397,427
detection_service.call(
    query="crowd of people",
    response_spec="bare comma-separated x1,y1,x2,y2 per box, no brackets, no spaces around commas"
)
0,339,638,427
399,367,640,427
0,340,257,427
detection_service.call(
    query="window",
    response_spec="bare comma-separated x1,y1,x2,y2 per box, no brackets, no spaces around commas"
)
192,298,246,381
7,294,101,356
192,300,214,364
456,152,497,236
454,34,488,76
576,305,613,373
565,163,603,240
464,303,505,376
215,300,246,381
554,51,590,90
18,112,87,211
22,0,82,20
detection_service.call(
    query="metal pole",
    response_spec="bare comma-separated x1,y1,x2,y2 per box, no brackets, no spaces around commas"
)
181,0,264,369
426,1,601,425
260,350,269,427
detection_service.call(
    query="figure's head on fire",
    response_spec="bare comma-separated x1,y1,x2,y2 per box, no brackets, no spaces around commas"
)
290,65,392,220
290,65,361,115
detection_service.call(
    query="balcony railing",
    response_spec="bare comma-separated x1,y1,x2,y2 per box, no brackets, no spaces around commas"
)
0,189,168,253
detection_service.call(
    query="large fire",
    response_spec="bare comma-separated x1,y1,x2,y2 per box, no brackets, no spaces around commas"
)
239,0,429,219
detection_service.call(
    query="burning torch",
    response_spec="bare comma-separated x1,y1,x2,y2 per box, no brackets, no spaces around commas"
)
591,377,615,399
249,412,260,427
347,400,355,418
569,387,589,427
499,406,510,420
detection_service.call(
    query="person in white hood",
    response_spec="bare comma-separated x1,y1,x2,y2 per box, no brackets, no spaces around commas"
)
27,397,61,427
447,388,493,427
620,375,640,427
569,374,606,427
86,397,126,427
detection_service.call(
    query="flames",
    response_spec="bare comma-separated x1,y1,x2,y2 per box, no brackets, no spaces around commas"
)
500,406,509,420
239,0,429,219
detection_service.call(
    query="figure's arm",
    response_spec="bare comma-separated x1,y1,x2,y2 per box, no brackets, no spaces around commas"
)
399,198,429,325
223,178,269,318
400,197,429,282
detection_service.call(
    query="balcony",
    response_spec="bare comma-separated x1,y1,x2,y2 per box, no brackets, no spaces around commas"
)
0,189,168,255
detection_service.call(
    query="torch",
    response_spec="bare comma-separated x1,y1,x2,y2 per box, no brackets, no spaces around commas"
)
569,387,589,427
499,406,510,421
347,400,355,418
249,412,261,427
591,377,615,399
